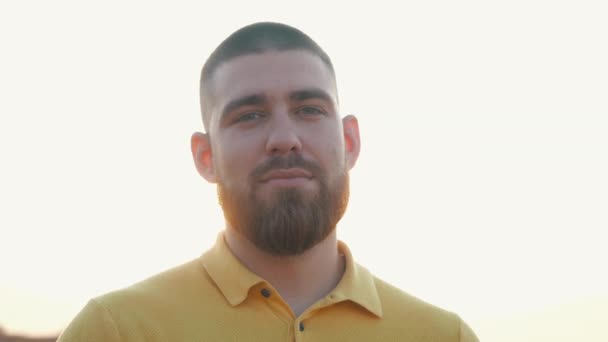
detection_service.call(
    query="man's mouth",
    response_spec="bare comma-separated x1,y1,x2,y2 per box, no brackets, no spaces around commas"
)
260,168,313,184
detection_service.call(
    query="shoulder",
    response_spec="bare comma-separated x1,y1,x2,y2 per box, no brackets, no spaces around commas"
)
373,276,454,319
110,258,206,297
59,258,213,341
372,276,478,341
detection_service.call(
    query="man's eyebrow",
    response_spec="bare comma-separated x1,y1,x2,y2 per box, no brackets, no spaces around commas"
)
221,94,267,118
289,88,334,104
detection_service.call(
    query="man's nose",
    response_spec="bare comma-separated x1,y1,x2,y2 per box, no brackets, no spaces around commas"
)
265,113,302,155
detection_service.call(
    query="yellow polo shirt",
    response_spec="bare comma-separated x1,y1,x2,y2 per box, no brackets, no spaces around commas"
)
59,233,478,341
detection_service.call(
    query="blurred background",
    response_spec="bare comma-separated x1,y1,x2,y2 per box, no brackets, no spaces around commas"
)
1,0,607,341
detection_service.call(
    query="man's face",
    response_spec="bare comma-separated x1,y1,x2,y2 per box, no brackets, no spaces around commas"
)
195,50,359,255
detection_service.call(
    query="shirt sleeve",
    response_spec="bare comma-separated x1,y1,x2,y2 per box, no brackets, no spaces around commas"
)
57,299,121,342
459,317,480,342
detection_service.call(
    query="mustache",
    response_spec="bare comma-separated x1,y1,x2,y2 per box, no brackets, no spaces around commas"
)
250,154,323,181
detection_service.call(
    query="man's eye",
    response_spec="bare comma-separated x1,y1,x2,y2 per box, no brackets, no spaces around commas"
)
236,112,264,122
297,106,325,115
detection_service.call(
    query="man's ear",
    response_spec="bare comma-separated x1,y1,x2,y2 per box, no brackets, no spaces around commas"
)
342,115,361,170
191,132,217,183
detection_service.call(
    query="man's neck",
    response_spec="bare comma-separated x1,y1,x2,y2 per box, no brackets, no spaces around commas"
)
224,227,345,317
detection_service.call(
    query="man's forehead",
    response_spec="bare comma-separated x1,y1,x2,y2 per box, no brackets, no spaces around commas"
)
210,50,338,108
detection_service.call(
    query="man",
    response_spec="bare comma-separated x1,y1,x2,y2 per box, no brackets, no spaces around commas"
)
59,22,479,341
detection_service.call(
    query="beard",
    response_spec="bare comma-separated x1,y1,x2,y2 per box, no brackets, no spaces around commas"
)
217,154,349,256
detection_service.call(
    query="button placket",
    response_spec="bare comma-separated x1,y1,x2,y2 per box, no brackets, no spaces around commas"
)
257,285,294,329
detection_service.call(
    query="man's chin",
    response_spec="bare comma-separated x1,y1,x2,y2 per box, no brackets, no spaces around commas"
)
255,183,318,204
218,172,347,256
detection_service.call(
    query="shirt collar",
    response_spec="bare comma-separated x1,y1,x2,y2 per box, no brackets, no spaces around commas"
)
333,240,383,317
200,232,383,317
200,232,264,306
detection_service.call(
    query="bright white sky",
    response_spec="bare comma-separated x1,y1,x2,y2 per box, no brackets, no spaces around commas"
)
1,1,607,341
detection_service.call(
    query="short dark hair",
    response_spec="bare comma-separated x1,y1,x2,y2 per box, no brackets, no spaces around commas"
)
199,22,335,131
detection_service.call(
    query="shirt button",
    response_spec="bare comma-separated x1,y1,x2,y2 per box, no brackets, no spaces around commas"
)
261,288,271,298
299,322,305,331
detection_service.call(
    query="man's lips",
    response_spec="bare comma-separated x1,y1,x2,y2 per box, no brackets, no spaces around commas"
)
260,168,313,182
